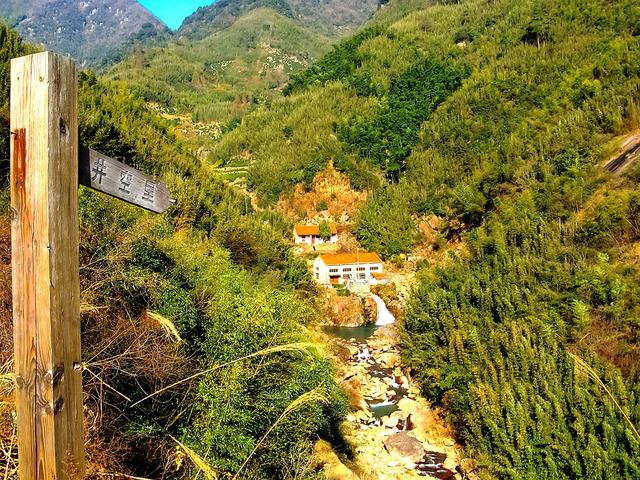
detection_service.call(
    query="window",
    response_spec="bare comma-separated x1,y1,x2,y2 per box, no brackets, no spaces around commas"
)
329,268,339,273
357,267,365,272
370,266,380,271
358,273,366,280
343,267,352,272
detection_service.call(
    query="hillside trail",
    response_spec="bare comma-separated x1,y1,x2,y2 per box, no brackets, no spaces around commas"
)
320,296,468,480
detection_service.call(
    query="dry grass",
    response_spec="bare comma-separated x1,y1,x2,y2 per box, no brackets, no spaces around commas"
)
0,212,195,478
171,436,217,480
0,218,17,480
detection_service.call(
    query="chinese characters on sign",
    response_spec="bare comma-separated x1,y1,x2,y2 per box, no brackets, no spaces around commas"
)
91,157,107,185
142,180,156,203
119,170,133,194
79,147,173,214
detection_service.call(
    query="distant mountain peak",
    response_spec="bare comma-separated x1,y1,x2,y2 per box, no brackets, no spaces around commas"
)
0,0,168,67
178,0,382,40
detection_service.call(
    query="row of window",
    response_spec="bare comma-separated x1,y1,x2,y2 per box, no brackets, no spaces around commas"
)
328,265,380,274
329,266,380,273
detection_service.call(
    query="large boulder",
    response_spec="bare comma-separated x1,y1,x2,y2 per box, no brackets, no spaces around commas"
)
384,432,425,462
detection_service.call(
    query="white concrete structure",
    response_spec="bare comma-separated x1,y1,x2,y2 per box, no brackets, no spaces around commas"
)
313,252,383,286
294,224,338,245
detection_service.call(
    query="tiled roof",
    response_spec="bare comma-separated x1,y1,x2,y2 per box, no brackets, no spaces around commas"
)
295,223,337,236
319,252,382,266
372,272,388,280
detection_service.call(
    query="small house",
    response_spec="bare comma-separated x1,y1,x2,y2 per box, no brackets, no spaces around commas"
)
294,224,338,245
313,252,383,286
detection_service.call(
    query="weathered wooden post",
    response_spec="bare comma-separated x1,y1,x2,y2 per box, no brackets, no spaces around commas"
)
9,50,174,479
11,51,84,479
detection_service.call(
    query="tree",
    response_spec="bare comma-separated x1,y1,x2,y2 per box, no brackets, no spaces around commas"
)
318,221,333,241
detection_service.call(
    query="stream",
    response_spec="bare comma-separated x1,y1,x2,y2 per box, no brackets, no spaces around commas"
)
324,295,458,479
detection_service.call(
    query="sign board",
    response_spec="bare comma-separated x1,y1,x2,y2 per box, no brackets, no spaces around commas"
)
78,147,173,213
4,148,175,213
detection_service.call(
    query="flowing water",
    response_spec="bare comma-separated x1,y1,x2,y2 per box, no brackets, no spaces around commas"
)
325,294,403,418
325,294,456,479
372,294,395,326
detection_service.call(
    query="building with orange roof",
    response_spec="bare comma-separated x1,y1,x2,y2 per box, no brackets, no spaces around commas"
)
313,251,384,286
293,223,338,245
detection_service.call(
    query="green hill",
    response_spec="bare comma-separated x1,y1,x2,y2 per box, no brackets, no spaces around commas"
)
109,7,333,125
178,0,381,40
211,0,640,476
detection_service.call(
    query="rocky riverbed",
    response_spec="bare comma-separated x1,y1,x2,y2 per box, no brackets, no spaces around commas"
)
324,324,468,480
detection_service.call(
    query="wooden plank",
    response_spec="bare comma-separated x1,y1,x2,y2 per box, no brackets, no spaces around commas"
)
11,51,84,480
78,147,173,213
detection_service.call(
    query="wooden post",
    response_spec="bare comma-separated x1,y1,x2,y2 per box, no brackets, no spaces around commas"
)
11,52,84,479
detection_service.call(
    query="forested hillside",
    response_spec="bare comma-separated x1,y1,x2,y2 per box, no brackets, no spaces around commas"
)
109,7,333,123
212,0,640,477
178,0,381,40
0,22,344,479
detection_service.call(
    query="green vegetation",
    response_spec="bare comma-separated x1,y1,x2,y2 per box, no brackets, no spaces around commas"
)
178,0,380,41
109,8,333,123
0,23,36,161
213,0,640,477
337,58,469,179
318,220,333,240
282,26,386,96
212,82,377,206
0,22,344,479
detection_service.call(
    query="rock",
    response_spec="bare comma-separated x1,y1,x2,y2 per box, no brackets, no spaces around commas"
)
384,416,400,429
444,456,458,471
328,292,367,327
354,410,370,423
384,432,425,462
397,397,418,414
377,351,401,369
342,377,368,411
391,410,409,421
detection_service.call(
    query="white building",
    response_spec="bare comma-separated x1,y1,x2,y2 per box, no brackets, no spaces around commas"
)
313,252,384,286
294,224,338,245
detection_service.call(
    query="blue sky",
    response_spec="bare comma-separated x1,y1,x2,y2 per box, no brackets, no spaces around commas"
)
138,0,215,30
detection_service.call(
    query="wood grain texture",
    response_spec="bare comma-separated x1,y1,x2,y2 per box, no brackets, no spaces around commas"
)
11,51,84,480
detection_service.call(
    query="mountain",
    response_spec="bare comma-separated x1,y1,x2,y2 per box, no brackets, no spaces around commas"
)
109,7,332,124
0,0,168,66
178,0,382,40
211,0,640,476
108,0,382,128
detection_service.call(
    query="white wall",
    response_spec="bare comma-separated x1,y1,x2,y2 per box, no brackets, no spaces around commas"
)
313,258,383,285
294,229,338,245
